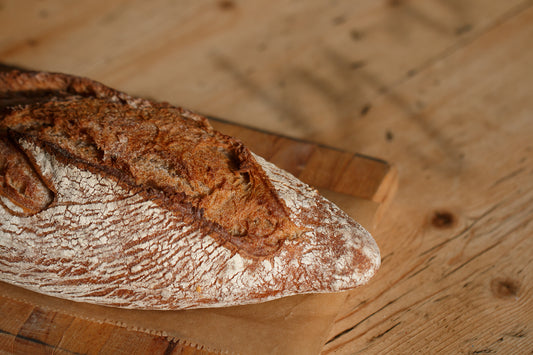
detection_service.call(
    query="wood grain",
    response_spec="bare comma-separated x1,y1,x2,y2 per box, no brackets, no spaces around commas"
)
322,2,533,354
1,0,533,353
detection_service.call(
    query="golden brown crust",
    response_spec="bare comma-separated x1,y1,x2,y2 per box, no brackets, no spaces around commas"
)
0,70,301,257
0,133,53,215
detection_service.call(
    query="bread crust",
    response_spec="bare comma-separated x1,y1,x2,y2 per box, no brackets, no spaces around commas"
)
0,70,380,309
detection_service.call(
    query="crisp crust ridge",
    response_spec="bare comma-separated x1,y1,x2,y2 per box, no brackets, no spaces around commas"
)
1,70,302,257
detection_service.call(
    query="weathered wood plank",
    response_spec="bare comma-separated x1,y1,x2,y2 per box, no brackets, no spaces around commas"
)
323,2,533,354
0,0,525,141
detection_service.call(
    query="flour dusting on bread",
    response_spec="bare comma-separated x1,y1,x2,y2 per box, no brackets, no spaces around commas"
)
0,70,380,310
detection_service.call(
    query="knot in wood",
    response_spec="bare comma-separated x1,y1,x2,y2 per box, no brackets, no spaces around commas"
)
431,211,455,229
491,278,520,299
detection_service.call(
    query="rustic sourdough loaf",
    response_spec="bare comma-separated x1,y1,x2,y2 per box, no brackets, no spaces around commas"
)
0,70,380,310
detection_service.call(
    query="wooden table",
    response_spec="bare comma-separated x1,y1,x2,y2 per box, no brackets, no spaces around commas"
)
1,0,532,353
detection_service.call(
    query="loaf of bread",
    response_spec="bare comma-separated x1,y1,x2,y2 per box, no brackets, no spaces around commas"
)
0,70,380,310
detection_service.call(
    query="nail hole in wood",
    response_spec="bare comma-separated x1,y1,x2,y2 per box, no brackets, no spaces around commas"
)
218,0,235,10
360,104,371,116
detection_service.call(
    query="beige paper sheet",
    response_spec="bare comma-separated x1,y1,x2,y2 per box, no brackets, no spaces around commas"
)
0,193,377,355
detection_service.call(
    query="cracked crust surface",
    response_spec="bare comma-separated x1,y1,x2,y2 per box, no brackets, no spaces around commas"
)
0,70,380,310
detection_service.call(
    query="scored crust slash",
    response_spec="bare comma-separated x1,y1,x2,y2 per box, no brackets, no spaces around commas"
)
0,70,381,310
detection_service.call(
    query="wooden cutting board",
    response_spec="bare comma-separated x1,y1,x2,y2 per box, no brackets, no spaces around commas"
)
0,118,397,355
